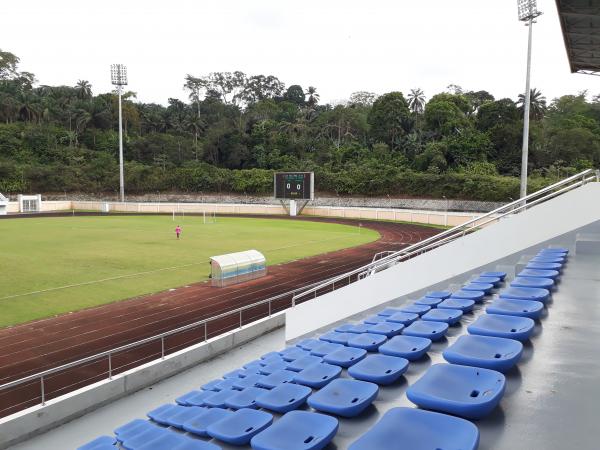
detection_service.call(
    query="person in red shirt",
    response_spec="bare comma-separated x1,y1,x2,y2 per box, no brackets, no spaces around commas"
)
175,225,182,239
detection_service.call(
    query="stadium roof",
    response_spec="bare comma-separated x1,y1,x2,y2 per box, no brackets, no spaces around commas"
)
555,0,600,75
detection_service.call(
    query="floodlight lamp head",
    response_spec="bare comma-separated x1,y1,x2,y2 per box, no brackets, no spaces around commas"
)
517,0,542,21
110,64,128,86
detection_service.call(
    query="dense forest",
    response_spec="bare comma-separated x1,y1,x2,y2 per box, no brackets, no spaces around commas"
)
1,49,598,201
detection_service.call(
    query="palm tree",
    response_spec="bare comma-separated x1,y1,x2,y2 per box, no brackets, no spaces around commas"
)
75,80,92,100
408,88,426,134
517,87,546,121
305,86,320,107
407,88,426,115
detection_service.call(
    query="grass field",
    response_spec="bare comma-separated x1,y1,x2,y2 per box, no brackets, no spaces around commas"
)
0,215,378,328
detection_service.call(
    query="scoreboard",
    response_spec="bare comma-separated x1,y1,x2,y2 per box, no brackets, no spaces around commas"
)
274,172,314,200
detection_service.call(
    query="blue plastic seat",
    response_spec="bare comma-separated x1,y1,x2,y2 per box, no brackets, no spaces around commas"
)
203,389,238,408
136,432,221,450
425,290,452,299
226,386,270,409
207,408,273,445
348,354,408,385
462,282,494,294
166,406,208,429
347,332,387,351
443,334,523,372
511,276,554,289
294,362,342,388
403,321,448,341
121,426,169,449
261,351,283,361
250,410,339,450
530,256,564,264
366,322,404,337
510,277,554,290
223,368,247,379
407,363,506,419
244,360,264,371
147,404,187,425
363,315,388,324
378,335,432,361
386,311,419,325
323,346,367,367
468,314,535,341
487,298,544,319
259,360,289,375
286,355,323,372
255,383,312,413
295,338,322,351
414,296,444,307
518,268,559,280
280,347,310,362
400,304,431,315
473,275,501,286
176,390,204,406
308,379,379,417
233,374,263,390
526,261,562,271
201,379,222,391
115,419,155,442
377,307,402,316
310,342,344,357
481,271,507,280
539,246,568,254
183,408,233,437
257,369,296,389
213,378,240,391
77,436,116,450
319,331,353,345
344,323,372,333
500,286,550,303
348,407,479,450
421,308,462,325
437,298,475,312
450,290,485,302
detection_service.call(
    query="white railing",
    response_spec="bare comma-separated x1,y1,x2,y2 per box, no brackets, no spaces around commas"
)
291,169,599,305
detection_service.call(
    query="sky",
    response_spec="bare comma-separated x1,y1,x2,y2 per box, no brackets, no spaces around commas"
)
1,0,596,105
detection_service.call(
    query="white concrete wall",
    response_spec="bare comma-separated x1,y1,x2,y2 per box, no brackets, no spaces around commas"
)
285,183,600,340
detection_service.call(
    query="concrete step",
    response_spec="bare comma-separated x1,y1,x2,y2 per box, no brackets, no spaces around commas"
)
576,233,600,254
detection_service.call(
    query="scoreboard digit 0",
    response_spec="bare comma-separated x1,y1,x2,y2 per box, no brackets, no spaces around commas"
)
274,172,314,200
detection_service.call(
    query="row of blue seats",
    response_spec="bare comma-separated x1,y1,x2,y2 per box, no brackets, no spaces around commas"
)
77,247,567,450
350,246,567,449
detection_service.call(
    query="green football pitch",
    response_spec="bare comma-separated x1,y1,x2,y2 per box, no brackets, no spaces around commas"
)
0,215,379,328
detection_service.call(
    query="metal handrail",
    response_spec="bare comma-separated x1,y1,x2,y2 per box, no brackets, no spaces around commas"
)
0,276,333,394
292,169,599,305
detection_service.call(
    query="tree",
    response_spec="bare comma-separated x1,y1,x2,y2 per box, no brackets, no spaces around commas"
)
75,80,92,100
284,85,305,106
518,88,546,120
407,88,426,115
349,91,377,107
367,92,411,150
305,86,319,107
476,98,518,131
0,49,20,80
241,75,284,104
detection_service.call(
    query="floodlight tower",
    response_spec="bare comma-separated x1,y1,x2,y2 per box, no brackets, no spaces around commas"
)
111,64,128,202
517,0,542,199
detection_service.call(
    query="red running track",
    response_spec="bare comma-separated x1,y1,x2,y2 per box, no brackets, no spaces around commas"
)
0,216,438,417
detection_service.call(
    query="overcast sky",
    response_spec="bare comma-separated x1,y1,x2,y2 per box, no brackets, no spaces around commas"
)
1,0,596,105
